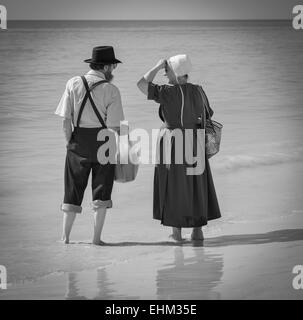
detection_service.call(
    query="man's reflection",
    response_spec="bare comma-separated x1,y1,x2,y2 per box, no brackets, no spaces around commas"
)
65,268,139,299
65,272,87,300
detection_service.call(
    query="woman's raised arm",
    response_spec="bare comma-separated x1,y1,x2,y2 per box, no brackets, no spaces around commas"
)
137,59,166,96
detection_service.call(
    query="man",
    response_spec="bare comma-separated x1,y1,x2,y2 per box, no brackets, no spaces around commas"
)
55,46,124,245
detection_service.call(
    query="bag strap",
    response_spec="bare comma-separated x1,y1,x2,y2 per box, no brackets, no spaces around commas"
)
76,76,108,128
197,86,211,119
197,85,215,131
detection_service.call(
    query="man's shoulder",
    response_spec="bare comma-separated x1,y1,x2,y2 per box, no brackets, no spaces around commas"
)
103,82,121,95
65,76,82,89
65,76,121,96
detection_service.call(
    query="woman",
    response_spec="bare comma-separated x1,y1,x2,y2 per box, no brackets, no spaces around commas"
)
137,54,221,241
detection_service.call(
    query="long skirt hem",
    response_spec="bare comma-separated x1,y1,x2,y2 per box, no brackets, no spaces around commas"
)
153,152,221,228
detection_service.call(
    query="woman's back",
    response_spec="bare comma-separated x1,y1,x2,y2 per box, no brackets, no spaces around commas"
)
149,82,204,129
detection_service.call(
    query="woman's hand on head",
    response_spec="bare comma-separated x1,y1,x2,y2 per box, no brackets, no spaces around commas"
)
155,59,166,70
137,59,166,96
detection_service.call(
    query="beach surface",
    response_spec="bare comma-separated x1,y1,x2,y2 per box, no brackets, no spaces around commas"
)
1,20,303,299
1,161,303,300
1,217,303,300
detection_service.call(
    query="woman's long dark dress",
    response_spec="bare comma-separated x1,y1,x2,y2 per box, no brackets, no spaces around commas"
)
148,82,221,227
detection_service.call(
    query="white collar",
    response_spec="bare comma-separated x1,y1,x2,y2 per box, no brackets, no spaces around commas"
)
86,69,106,79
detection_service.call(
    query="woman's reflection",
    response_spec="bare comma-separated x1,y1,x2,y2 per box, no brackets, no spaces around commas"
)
156,247,223,299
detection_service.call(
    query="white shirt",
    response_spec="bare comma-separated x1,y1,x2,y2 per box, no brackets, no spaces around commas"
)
55,70,124,128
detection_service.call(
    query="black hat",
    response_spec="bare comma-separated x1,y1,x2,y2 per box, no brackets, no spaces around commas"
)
84,46,122,65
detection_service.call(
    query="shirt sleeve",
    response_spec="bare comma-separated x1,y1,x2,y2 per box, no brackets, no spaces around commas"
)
106,86,125,128
54,80,73,119
147,82,172,105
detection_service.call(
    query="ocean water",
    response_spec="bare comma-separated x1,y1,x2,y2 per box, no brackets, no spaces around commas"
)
0,20,303,286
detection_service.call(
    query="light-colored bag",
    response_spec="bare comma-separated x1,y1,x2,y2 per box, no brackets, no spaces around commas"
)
114,134,139,183
114,162,138,183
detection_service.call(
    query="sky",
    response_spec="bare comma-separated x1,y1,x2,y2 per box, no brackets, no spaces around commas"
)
2,0,298,20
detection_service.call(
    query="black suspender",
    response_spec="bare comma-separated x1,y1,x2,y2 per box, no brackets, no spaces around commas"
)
76,76,108,128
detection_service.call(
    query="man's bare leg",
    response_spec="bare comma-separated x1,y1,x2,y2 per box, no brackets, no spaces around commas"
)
92,207,106,245
62,212,76,244
170,227,183,241
191,227,204,241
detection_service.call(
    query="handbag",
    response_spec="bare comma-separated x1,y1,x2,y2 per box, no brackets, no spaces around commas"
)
197,86,223,159
114,130,139,183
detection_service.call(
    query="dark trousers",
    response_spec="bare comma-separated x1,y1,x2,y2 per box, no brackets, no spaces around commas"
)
62,127,115,213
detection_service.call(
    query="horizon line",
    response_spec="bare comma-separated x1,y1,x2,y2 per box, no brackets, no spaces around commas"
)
8,18,292,21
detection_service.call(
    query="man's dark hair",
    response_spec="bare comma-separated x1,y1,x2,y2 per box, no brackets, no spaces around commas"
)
89,63,107,71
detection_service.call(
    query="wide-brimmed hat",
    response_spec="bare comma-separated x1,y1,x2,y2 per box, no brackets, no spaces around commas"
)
84,46,122,65
167,54,192,77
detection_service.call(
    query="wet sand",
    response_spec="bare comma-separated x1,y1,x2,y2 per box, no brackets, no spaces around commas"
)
1,213,303,300
1,160,303,300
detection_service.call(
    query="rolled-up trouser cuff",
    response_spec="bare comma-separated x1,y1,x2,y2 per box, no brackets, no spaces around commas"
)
61,203,82,213
91,199,113,211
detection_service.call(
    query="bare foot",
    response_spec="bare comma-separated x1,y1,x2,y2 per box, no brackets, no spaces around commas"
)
169,234,184,242
191,227,204,241
61,237,69,244
92,240,106,246
169,227,183,241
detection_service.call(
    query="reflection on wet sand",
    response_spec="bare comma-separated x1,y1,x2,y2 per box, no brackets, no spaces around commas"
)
65,268,139,300
63,245,223,300
62,238,226,300
94,268,139,300
157,247,223,300
65,272,87,300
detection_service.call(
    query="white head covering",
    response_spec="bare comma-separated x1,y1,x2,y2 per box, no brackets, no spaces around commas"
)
167,54,192,77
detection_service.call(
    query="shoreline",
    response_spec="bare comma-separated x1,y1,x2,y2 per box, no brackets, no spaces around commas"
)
1,214,303,300
1,161,303,300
